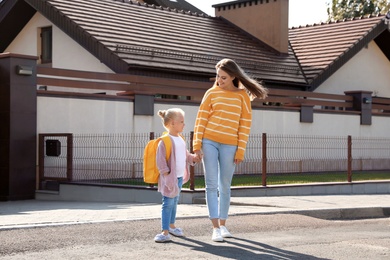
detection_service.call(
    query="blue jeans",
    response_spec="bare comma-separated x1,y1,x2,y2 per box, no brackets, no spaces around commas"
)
161,177,183,231
202,138,237,220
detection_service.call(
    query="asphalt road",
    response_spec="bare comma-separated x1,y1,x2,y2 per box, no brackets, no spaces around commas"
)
1,214,389,260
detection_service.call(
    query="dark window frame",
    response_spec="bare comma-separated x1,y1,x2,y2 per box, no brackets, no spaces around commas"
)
40,26,52,64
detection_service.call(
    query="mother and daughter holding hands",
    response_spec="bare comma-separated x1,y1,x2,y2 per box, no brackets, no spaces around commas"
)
153,58,268,243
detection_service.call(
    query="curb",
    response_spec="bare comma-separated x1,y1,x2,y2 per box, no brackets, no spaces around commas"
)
192,197,390,220
293,207,390,220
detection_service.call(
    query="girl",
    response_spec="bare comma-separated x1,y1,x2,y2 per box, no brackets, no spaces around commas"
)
154,108,199,243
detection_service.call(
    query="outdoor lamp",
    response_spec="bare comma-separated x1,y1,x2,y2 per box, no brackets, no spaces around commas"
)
15,65,33,76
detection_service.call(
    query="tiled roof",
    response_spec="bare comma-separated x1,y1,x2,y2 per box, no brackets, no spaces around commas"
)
24,0,306,87
2,0,389,91
142,0,206,15
289,14,389,90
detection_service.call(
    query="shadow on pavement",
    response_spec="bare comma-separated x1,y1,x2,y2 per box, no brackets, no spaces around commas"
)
173,236,328,260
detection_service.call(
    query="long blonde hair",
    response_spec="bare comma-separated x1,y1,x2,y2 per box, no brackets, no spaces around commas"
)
215,58,268,100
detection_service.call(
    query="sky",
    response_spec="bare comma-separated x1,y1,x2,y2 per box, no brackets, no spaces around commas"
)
185,0,330,27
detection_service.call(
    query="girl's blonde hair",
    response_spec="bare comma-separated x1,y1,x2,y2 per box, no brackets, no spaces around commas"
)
215,58,268,101
158,108,185,129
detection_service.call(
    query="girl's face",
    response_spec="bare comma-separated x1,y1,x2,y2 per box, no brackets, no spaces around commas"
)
216,68,235,90
169,113,185,136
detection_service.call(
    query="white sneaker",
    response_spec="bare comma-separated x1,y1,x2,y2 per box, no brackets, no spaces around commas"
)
169,227,184,237
212,228,224,242
154,233,171,243
220,226,233,238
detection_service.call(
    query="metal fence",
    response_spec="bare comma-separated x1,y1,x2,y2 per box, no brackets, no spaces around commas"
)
38,133,390,189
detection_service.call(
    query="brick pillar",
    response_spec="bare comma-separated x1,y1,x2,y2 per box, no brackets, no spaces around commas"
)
0,53,37,201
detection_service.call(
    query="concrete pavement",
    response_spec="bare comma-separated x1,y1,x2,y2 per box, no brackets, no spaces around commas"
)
1,194,389,230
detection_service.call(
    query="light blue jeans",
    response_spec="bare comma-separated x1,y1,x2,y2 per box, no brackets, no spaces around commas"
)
202,138,237,220
161,177,183,231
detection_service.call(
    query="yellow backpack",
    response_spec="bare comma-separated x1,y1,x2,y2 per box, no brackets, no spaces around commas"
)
143,134,172,184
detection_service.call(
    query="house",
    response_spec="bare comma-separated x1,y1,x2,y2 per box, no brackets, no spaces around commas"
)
289,13,390,95
1,0,389,96
1,0,390,200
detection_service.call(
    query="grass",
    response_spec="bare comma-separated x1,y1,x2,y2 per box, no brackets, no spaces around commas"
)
182,171,390,189
109,171,390,188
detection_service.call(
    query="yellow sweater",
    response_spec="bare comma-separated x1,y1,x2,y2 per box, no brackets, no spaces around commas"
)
193,85,252,160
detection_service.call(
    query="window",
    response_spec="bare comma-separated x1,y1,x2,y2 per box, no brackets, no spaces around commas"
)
40,27,52,64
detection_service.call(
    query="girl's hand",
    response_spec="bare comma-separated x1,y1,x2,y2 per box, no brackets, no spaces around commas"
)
194,150,203,161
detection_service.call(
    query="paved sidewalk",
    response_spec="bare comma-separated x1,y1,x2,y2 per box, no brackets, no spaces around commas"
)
0,194,389,230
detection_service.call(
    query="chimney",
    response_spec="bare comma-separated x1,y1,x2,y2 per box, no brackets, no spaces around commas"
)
213,0,289,54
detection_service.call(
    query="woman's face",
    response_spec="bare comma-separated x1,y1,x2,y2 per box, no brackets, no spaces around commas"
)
216,68,234,90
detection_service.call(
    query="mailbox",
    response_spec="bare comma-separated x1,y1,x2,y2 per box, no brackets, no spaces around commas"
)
46,140,61,156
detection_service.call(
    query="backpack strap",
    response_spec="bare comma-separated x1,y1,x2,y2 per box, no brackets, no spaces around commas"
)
161,134,172,161
161,133,185,161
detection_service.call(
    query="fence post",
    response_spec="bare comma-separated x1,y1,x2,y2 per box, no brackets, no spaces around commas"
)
347,135,352,182
67,134,73,181
189,131,195,190
262,133,267,186
38,134,45,189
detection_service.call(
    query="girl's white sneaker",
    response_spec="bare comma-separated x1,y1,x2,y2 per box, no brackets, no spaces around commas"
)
169,227,184,237
154,233,171,243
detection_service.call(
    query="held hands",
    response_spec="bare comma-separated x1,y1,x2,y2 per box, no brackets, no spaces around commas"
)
193,150,203,163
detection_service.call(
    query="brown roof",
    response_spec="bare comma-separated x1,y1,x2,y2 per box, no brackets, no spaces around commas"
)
289,14,389,90
141,0,206,15
1,0,389,91
21,0,307,88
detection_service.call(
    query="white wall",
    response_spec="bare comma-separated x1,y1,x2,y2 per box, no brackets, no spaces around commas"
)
255,110,390,137
5,13,113,73
316,41,390,98
37,97,133,134
37,96,390,138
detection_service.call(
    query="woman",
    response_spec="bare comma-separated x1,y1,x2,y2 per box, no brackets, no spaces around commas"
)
193,58,268,242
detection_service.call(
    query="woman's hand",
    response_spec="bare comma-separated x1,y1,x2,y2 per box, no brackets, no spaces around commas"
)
194,150,203,161
234,159,243,165
193,156,201,163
